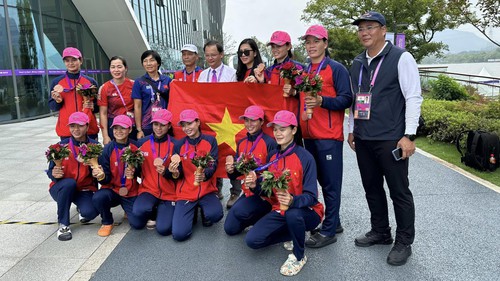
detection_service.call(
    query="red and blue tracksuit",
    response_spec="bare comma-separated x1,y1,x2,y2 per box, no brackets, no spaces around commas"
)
245,143,324,261
299,57,352,237
132,134,178,236
131,73,172,136
92,140,142,229
47,137,99,226
224,130,277,235
173,66,203,82
172,134,223,241
48,72,100,139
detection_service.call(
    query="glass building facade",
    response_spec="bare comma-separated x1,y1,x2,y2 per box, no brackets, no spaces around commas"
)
0,0,225,123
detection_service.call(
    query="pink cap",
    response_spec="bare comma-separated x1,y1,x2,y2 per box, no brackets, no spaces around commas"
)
111,115,133,128
239,105,264,120
62,47,82,59
68,112,89,126
177,109,199,125
301,25,328,40
151,109,173,125
267,31,291,46
267,110,297,127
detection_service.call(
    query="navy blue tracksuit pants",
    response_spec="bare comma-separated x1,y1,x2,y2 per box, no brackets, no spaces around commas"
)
224,194,271,235
49,178,98,226
92,188,142,229
172,193,223,241
245,208,321,261
304,139,343,237
132,192,175,236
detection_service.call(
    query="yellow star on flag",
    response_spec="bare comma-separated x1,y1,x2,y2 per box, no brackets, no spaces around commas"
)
207,107,245,151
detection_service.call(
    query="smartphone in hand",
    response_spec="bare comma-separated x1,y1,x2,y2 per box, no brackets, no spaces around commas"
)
392,147,403,161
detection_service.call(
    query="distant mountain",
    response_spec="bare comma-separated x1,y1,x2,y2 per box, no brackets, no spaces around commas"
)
433,30,496,54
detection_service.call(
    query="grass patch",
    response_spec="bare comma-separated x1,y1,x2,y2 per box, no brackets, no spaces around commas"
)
415,137,500,187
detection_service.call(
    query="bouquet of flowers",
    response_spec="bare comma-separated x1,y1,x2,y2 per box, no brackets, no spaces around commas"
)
294,71,323,119
45,143,70,167
78,143,103,169
279,62,300,97
235,153,260,175
260,169,291,211
191,150,215,186
76,83,98,102
120,146,145,179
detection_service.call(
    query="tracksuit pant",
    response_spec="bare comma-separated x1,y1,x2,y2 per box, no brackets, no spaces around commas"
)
49,178,98,226
354,138,415,245
245,208,321,261
304,139,343,237
172,193,223,241
132,192,175,236
92,188,142,229
224,195,272,235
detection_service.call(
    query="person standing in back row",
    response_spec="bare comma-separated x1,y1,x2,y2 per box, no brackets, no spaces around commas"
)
197,40,239,207
174,44,203,82
348,11,423,266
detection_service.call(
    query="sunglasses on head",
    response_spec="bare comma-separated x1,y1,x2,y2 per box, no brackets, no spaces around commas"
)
237,49,253,57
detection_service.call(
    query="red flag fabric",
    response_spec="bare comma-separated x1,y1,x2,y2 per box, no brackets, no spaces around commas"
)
168,81,285,177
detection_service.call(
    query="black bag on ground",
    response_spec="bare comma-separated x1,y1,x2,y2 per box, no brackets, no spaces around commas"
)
456,130,500,172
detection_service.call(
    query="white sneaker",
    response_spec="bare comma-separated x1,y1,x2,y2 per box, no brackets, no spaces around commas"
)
146,220,156,230
283,241,294,251
280,254,307,276
57,224,72,241
79,213,90,223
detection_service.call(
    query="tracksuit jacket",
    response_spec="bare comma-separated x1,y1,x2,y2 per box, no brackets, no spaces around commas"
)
47,137,99,192
227,130,277,198
254,143,324,218
137,135,178,201
48,72,99,137
299,57,352,141
265,57,304,116
175,134,218,201
97,140,140,197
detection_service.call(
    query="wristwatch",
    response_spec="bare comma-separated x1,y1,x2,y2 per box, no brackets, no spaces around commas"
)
404,134,416,141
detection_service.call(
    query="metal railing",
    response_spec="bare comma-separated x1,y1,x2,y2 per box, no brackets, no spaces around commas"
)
419,66,500,98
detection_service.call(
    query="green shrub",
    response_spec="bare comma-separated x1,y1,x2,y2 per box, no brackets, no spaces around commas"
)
420,99,500,143
429,74,470,101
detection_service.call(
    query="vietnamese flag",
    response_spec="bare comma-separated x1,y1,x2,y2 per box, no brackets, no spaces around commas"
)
168,81,286,177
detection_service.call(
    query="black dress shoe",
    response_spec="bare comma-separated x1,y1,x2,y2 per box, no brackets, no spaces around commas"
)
354,230,393,247
387,241,412,266
305,232,337,248
310,224,344,236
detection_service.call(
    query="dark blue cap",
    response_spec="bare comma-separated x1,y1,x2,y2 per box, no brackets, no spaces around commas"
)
352,11,386,26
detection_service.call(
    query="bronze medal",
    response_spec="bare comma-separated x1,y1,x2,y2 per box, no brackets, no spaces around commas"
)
119,187,128,196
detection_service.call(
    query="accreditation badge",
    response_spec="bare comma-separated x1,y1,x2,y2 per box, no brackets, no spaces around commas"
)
354,92,372,120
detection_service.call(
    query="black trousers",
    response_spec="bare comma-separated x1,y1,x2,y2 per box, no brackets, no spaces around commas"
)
354,138,415,245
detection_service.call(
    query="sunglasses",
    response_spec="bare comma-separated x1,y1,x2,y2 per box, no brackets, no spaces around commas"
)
237,49,253,57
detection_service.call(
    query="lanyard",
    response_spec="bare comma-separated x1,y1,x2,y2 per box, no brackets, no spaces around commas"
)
358,55,385,93
306,57,326,75
150,135,171,162
64,74,81,92
110,79,128,109
244,132,263,154
255,144,295,172
183,68,196,82
114,144,126,187
206,65,225,82
148,79,162,103
69,138,78,158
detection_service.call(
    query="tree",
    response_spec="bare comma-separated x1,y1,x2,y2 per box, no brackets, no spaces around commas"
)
292,44,308,65
250,36,273,65
302,0,466,62
328,28,364,68
454,0,500,47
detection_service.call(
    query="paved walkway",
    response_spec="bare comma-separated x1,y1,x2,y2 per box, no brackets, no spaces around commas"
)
0,117,498,281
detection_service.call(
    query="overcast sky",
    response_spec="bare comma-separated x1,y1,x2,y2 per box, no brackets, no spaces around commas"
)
222,0,499,50
222,0,313,49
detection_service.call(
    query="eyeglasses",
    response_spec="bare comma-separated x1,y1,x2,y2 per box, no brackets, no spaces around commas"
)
357,25,382,32
237,49,253,57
